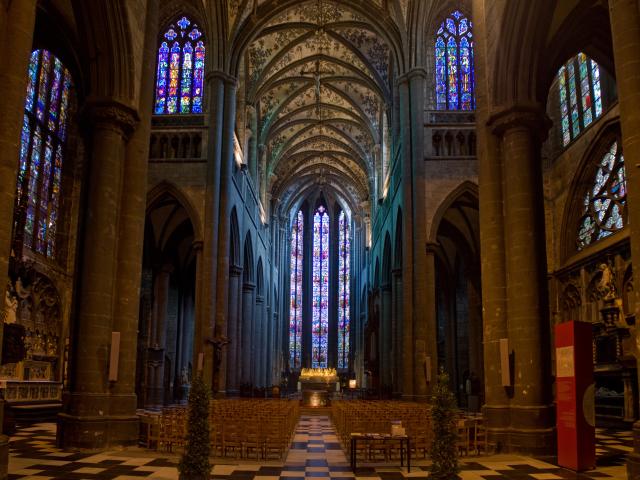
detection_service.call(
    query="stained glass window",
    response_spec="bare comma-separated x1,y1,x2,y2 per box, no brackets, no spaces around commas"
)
435,10,475,110
558,53,604,146
312,206,329,368
15,49,72,259
577,141,626,250
289,211,304,369
338,211,350,370
154,16,205,114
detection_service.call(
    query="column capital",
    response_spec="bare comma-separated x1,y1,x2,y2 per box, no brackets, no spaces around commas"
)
205,70,238,86
230,264,243,276
425,241,440,255
83,98,139,137
487,103,552,141
397,67,428,85
192,240,204,252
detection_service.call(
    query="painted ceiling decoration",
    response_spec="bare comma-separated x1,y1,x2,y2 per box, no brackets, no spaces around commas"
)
230,0,397,213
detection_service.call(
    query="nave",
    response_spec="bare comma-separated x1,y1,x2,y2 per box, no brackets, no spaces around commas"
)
6,413,628,479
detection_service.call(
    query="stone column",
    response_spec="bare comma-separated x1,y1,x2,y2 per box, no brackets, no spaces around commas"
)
398,76,414,398
472,0,511,449
422,244,438,394
608,1,640,475
248,105,258,180
241,283,256,385
109,0,158,440
392,268,403,396
148,265,172,408
0,2,37,474
489,107,554,455
226,265,242,394
58,100,138,449
254,294,265,387
213,75,237,394
194,72,225,387
380,283,392,389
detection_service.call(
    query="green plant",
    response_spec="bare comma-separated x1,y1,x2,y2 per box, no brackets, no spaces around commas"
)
428,369,459,480
178,374,211,480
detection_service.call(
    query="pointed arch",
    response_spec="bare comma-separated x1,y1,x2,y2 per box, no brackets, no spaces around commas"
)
147,181,202,241
395,208,403,268
243,231,255,284
382,232,392,287
256,258,264,296
428,180,479,244
230,206,241,268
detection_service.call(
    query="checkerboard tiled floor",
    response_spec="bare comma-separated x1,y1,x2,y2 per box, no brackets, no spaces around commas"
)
7,416,630,479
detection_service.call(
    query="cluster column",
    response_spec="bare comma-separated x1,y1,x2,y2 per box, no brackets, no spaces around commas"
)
608,1,640,476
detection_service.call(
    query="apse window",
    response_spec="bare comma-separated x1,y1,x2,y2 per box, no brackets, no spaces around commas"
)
435,10,475,110
558,53,603,146
154,16,205,114
577,141,626,250
16,49,73,259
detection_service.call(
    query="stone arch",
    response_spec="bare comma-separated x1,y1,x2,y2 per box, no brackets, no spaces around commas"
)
243,232,255,284
256,258,264,297
382,232,392,287
147,181,203,242
428,180,479,244
230,207,241,268
394,208,403,268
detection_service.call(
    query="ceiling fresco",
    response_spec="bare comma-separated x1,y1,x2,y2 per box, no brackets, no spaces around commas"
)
230,0,397,213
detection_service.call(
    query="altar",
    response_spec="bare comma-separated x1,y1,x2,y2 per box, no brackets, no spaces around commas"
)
299,368,338,407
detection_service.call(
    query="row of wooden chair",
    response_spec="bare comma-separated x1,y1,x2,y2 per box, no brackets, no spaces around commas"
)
140,399,299,460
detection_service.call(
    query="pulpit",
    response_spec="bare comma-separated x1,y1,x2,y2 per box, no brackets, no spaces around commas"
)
299,368,338,407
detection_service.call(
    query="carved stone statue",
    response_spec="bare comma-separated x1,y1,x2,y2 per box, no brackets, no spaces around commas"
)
597,263,618,302
4,287,17,324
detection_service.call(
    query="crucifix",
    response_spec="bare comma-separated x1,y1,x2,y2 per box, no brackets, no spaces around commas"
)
300,59,335,117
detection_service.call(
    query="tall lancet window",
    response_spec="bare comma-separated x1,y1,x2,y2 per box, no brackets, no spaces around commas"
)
558,53,603,146
289,211,304,369
435,10,475,110
338,211,350,369
154,16,205,114
15,49,72,259
312,206,329,368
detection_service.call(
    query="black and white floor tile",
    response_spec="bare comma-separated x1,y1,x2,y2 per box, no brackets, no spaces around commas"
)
7,416,629,479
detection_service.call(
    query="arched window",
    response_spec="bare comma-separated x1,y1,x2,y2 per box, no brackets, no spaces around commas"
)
15,49,73,259
435,10,474,111
558,53,603,146
154,16,205,115
289,210,304,369
338,210,350,370
577,141,626,250
312,205,329,368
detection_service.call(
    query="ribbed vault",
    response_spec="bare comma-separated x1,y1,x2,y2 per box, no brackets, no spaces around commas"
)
230,0,399,214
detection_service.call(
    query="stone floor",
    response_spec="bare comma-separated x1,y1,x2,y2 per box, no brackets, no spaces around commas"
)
7,416,630,479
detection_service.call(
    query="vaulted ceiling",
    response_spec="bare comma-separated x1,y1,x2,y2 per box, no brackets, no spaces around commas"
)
228,0,403,214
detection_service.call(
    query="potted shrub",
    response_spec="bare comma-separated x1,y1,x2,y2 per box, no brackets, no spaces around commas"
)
178,374,211,480
428,369,459,480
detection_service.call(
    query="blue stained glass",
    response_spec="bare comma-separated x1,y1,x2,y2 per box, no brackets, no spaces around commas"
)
435,37,447,110
18,49,73,259
447,36,458,108
155,42,169,114
435,10,475,110
312,206,329,368
557,54,605,146
155,17,206,115
338,211,350,370
177,16,190,30
289,211,304,369
180,42,193,113
25,50,39,113
36,50,51,123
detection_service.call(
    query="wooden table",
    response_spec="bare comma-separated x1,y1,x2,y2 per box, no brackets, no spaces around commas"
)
349,433,410,472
